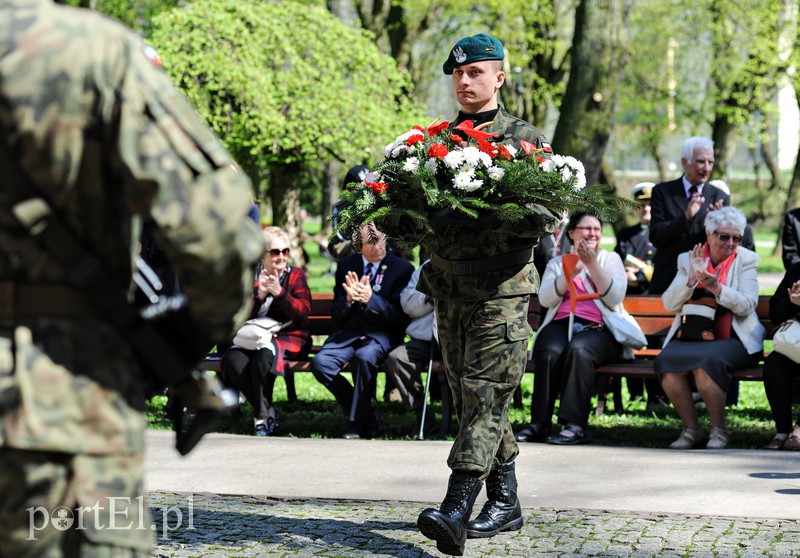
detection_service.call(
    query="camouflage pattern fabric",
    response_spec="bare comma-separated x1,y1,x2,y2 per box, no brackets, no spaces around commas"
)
417,105,557,478
436,295,530,477
0,0,262,553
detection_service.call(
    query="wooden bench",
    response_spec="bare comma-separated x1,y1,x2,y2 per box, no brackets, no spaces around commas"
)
200,293,773,433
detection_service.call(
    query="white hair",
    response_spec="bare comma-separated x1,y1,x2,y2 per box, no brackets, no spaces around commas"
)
681,137,714,161
705,206,746,236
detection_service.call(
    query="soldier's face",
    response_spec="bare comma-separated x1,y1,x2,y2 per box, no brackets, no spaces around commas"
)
682,148,714,185
452,61,504,114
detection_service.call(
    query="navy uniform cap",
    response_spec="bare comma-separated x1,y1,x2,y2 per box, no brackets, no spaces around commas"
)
443,33,505,75
631,182,654,200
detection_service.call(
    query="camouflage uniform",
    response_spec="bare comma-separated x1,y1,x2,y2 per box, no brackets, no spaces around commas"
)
0,1,262,555
417,106,558,478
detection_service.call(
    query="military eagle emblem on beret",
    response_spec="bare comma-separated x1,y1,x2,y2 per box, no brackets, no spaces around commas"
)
453,46,467,64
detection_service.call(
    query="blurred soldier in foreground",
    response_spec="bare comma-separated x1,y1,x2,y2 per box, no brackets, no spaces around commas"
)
0,1,262,555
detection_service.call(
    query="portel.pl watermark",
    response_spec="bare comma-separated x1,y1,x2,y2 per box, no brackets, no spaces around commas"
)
27,495,194,541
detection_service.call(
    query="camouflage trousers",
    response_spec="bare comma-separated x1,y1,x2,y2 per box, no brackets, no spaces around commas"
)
434,295,531,479
0,448,153,557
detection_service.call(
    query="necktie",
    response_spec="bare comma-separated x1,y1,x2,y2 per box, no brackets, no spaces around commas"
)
688,185,698,198
364,262,374,281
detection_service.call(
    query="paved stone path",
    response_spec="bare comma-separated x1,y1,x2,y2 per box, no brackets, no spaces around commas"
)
149,492,800,557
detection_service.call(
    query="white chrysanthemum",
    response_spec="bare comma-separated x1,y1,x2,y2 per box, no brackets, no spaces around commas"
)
425,158,438,174
443,150,465,169
539,159,555,173
505,145,518,158
461,146,481,166
403,157,420,173
574,172,587,190
551,154,566,167
453,171,482,191
561,166,573,183
487,166,505,181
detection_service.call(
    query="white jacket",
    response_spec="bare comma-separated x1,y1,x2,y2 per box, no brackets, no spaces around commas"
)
661,247,765,354
536,249,637,359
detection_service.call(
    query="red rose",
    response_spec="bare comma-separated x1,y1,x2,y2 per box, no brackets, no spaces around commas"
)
428,143,449,159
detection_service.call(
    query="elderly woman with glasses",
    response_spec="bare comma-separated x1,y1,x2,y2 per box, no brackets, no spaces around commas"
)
655,206,765,450
515,211,643,446
221,227,312,436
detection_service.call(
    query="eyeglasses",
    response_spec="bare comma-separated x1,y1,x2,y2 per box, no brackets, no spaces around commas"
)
574,226,602,233
713,231,742,244
269,248,290,257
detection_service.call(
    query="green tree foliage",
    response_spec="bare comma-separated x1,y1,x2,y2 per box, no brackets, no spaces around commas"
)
55,0,180,33
706,0,788,178
149,0,424,251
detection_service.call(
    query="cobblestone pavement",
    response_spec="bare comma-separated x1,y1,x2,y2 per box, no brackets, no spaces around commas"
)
149,492,800,557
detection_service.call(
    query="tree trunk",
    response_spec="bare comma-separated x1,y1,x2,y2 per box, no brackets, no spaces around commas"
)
761,141,781,192
321,161,341,237
551,0,625,187
710,114,736,179
270,162,305,268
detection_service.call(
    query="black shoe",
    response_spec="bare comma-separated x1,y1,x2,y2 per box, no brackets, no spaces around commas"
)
514,422,549,443
547,425,591,445
342,422,362,439
467,460,523,538
365,410,384,439
417,473,483,556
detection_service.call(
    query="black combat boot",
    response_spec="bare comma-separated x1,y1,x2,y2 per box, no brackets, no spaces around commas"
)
417,473,483,556
466,460,523,538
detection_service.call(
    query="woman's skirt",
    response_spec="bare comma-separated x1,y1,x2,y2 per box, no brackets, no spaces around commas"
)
654,338,759,392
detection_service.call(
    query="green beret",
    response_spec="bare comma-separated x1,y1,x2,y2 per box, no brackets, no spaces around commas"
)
443,33,505,75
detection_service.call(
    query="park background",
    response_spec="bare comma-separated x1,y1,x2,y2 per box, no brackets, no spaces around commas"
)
59,0,800,446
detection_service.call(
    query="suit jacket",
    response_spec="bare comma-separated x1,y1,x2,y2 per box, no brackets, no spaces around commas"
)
325,250,414,352
782,208,800,270
649,178,729,294
661,247,765,354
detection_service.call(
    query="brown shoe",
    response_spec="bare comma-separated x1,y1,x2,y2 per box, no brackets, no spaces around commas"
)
763,435,788,450
783,434,800,451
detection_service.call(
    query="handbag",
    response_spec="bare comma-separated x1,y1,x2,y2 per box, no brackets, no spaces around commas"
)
676,298,716,341
772,319,800,363
602,309,648,349
580,272,647,349
232,317,285,350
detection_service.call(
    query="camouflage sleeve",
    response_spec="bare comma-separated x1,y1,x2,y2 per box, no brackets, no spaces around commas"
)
114,36,263,340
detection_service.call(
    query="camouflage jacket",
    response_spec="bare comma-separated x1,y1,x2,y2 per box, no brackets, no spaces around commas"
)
0,0,263,455
417,106,559,301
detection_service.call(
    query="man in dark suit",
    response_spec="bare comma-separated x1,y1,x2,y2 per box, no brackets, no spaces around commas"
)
649,137,729,295
781,208,800,270
311,223,414,439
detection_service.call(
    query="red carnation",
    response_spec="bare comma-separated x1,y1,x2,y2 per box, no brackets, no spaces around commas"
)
449,134,465,147
406,133,424,146
367,180,388,195
496,144,513,161
428,143,449,159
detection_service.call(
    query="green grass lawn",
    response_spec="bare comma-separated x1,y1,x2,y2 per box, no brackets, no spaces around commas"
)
148,220,793,449
148,371,787,449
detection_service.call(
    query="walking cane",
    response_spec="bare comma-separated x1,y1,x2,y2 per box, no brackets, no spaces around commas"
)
561,253,599,341
418,339,437,440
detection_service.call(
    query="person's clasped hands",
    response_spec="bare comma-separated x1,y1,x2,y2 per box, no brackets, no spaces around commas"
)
686,194,724,221
343,270,373,305
258,267,283,300
787,280,800,308
687,243,721,295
